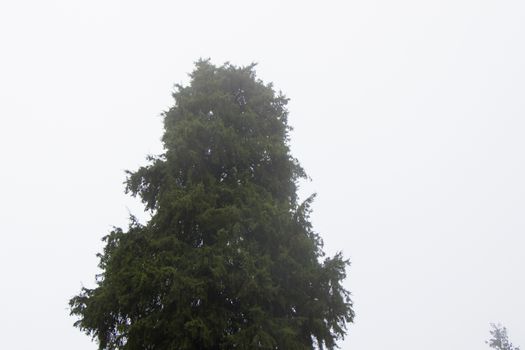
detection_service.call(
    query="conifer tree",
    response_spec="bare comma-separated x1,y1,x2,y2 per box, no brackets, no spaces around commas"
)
487,324,520,350
70,60,354,349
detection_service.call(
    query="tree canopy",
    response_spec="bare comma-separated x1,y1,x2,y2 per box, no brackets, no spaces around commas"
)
70,60,354,349
487,324,520,350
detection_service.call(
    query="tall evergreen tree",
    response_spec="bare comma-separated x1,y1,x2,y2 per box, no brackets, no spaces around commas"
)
70,60,354,349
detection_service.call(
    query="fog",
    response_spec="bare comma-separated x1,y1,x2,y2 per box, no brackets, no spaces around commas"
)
0,1,523,349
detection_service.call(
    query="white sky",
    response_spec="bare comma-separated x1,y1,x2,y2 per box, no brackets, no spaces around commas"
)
1,1,524,349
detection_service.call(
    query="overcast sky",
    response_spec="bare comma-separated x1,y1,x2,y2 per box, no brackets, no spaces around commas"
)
1,1,524,349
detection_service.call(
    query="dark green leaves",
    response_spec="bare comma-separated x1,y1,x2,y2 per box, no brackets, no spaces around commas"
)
70,60,354,349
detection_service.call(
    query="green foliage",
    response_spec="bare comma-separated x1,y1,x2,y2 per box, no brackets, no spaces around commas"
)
487,324,520,350
70,60,354,349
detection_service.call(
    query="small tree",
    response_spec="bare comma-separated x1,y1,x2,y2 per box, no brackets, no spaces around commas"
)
70,60,354,349
487,323,520,350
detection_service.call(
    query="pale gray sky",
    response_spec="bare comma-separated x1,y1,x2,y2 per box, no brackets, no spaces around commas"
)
1,1,524,349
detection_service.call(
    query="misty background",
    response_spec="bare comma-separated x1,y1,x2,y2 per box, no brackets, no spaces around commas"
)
0,1,523,349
